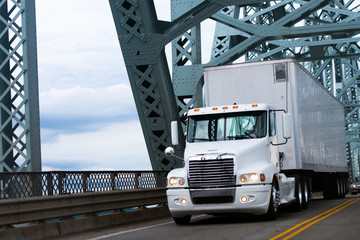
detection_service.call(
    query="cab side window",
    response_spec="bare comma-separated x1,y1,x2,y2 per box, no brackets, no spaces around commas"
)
269,111,276,137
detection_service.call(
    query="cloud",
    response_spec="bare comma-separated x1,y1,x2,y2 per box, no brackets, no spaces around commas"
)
40,84,136,119
39,84,138,133
36,0,127,91
41,121,151,171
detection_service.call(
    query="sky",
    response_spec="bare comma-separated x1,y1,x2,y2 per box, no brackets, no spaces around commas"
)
35,0,215,171
36,0,159,171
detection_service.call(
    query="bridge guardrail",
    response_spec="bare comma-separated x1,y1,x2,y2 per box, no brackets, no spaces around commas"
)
0,187,167,227
0,171,168,199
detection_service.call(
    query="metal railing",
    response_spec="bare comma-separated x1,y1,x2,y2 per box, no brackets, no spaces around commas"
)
0,171,168,199
0,188,168,227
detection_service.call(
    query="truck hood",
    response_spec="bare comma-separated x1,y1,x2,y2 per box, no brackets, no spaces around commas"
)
184,138,269,160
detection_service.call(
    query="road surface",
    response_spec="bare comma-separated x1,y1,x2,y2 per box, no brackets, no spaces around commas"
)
56,195,360,240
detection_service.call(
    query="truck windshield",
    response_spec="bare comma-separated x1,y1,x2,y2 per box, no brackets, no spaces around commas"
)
187,111,267,143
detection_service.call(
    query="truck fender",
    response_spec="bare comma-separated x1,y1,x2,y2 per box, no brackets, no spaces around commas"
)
167,168,187,179
276,173,296,205
259,163,280,185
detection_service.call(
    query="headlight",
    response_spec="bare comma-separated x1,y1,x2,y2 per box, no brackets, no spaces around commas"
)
240,176,247,183
239,173,265,183
250,173,259,182
352,183,357,188
168,177,185,186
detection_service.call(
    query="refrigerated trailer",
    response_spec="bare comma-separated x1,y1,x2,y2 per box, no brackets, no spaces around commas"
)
165,59,348,225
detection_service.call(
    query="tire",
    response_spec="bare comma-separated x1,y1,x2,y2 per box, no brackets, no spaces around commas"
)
173,215,191,225
301,175,309,210
339,176,345,198
292,175,303,212
264,179,280,220
324,174,341,199
323,178,331,200
335,176,341,199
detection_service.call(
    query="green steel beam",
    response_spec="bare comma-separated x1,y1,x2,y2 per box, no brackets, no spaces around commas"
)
0,0,41,172
208,0,332,66
109,0,185,170
211,12,360,39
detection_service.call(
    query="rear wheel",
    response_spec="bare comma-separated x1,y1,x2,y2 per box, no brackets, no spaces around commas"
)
301,175,309,210
324,174,342,199
292,175,303,212
339,176,345,198
173,215,191,225
335,176,341,199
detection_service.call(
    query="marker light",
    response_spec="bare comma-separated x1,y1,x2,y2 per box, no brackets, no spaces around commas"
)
252,104,258,107
260,174,266,182
212,107,218,110
194,109,200,112
233,106,238,109
223,106,228,110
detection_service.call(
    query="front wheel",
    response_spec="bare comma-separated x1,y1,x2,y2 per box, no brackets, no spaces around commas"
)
173,215,191,225
264,180,280,220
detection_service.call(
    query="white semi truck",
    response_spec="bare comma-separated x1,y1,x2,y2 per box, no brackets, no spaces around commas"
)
165,59,348,225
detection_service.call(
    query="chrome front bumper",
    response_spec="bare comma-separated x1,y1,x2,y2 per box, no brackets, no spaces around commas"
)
167,184,271,217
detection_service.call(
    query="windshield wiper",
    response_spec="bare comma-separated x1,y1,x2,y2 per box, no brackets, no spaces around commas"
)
228,135,254,140
192,138,209,142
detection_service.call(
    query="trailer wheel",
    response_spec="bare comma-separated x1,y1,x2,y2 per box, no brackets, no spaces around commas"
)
335,176,341,199
292,175,303,212
264,180,280,220
302,175,309,210
340,176,346,198
324,174,342,199
173,215,191,225
343,176,348,197
330,174,341,199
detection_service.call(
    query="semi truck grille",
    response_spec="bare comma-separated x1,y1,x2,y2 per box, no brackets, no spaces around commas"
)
188,157,235,187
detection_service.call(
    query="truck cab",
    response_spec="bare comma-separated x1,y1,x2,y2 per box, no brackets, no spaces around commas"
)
166,103,295,225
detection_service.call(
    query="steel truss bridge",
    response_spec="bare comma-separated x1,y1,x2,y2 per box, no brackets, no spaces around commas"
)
0,0,360,179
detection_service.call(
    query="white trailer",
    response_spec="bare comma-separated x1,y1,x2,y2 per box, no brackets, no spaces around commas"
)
165,59,348,225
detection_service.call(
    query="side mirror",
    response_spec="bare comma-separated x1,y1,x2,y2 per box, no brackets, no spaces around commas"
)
171,121,179,146
164,146,184,162
282,113,292,139
165,147,174,156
